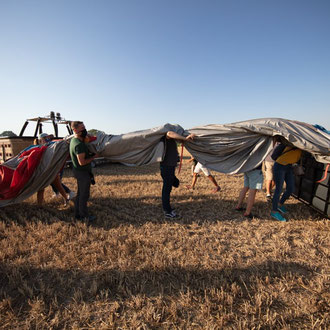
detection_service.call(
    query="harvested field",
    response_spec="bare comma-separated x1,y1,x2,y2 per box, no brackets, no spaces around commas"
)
0,155,329,329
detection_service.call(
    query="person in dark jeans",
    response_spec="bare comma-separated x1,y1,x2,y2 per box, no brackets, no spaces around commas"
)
160,131,195,218
70,121,98,223
270,143,302,222
51,169,76,203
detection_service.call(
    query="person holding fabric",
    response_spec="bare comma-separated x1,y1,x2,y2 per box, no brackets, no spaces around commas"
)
38,133,76,203
35,133,73,206
70,121,98,223
51,170,76,201
270,143,302,222
263,137,280,200
186,157,221,193
235,164,264,219
160,131,195,218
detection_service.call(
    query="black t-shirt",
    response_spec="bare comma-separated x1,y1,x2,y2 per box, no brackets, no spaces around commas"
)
161,137,178,166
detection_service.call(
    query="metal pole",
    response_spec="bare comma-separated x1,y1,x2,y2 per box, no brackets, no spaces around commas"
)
19,121,29,137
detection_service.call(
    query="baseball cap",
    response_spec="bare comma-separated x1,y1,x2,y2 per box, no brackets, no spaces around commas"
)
38,132,49,139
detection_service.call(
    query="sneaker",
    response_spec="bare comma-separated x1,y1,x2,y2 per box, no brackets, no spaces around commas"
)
173,177,180,188
270,211,287,222
212,186,221,193
164,210,178,218
67,191,76,200
266,194,272,200
278,205,287,214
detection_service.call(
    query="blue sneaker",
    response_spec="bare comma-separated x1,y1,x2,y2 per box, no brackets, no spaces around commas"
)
271,211,287,222
278,205,288,214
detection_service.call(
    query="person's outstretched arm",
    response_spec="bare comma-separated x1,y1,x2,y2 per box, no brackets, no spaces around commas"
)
166,131,195,141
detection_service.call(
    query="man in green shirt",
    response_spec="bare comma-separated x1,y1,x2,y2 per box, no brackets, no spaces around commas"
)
70,121,98,223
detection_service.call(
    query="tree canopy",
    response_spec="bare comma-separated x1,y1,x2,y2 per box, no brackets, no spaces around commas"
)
88,129,103,136
0,130,17,137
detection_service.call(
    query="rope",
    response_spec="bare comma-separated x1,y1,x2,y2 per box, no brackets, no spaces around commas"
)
317,163,330,183
177,143,184,174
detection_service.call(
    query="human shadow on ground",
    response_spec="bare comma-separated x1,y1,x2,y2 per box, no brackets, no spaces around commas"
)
88,194,320,228
100,178,161,185
0,193,320,230
0,260,317,322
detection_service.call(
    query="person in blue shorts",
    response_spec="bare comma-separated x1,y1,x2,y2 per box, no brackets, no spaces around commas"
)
235,165,264,219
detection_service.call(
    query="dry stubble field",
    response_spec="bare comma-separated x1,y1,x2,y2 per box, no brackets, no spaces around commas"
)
0,154,329,329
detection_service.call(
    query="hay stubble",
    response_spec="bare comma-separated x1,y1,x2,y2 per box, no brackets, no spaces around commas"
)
0,159,329,328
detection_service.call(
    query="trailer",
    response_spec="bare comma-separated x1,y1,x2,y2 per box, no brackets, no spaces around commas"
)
0,112,72,163
293,152,330,218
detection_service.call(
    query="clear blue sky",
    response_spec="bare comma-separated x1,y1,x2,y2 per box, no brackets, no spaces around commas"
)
1,0,329,136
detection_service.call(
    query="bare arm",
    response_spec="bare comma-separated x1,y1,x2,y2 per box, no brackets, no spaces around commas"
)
76,153,98,166
166,131,195,141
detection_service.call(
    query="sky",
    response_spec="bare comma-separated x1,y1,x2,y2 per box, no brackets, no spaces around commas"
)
0,0,329,136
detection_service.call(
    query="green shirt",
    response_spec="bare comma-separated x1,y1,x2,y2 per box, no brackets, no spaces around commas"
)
69,137,92,171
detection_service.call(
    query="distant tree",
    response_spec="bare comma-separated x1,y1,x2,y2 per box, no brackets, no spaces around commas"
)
0,130,17,137
88,129,103,136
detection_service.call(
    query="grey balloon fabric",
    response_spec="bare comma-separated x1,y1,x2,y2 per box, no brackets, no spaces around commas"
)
0,140,70,207
1,118,329,207
184,118,330,174
89,118,330,174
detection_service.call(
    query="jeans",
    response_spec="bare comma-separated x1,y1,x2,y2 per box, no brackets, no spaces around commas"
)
272,162,294,211
73,168,91,218
51,169,71,194
51,182,70,194
160,165,179,213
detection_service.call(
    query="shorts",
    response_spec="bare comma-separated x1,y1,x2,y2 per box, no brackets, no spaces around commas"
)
244,169,264,190
264,161,274,181
194,162,211,176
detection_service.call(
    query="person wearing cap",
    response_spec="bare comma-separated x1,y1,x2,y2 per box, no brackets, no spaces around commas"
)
70,121,98,223
39,132,76,202
36,133,75,206
38,132,53,144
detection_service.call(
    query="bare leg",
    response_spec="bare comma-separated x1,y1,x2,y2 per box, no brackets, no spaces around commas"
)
207,175,220,192
236,186,249,209
52,174,68,202
271,180,275,191
245,189,257,216
266,180,275,195
266,180,271,195
187,173,198,189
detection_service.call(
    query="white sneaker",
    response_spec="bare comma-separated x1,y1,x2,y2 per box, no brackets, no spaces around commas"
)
67,191,76,200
